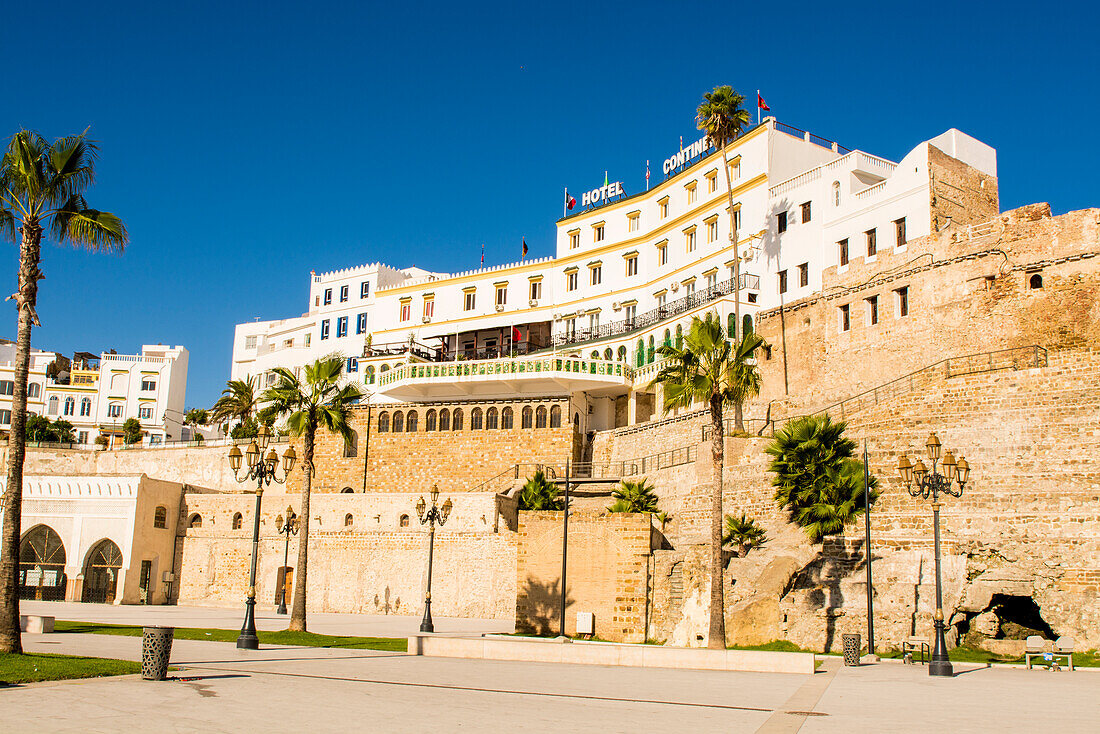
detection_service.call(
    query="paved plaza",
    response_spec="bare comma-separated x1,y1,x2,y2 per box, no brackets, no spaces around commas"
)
4,624,1098,733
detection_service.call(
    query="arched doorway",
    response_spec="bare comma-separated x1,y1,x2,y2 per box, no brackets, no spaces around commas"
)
18,525,66,601
82,539,123,604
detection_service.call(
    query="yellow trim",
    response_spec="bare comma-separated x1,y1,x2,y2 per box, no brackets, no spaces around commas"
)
682,276,697,285
462,285,477,293
563,265,579,274
399,296,413,303
703,213,719,224
702,267,719,276
590,220,605,228
587,260,603,268
528,274,543,282
653,288,667,297
683,224,697,234
493,280,509,287
620,298,638,306
567,227,581,235
626,209,640,217
622,250,638,259
656,195,669,204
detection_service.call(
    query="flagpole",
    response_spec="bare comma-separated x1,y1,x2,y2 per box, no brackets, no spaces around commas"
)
757,90,761,125
563,187,567,218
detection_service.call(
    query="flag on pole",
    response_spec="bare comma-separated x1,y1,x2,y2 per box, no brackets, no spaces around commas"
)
521,237,528,260
564,188,576,215
757,92,770,111
481,243,484,265
512,325,522,343
646,159,650,190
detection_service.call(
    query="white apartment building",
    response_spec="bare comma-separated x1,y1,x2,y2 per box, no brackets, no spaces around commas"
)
0,342,190,445
230,117,996,430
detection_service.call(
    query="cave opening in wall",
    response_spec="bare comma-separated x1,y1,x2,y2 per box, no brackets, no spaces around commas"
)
988,593,1056,639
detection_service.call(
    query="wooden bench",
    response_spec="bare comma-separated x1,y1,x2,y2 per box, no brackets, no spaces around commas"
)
19,614,55,633
902,636,930,664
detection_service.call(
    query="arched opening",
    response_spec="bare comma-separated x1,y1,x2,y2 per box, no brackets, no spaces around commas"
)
232,512,243,530
603,348,613,360
617,345,627,362
675,324,683,348
742,314,754,338
344,513,354,527
1029,273,1043,289
550,405,562,428
486,407,499,430
399,514,410,528
377,412,390,432
727,313,736,339
439,408,451,431
635,339,645,367
18,525,66,601
344,429,359,457
82,539,123,604
452,408,463,430
188,513,202,528
365,365,375,385
392,411,404,433
471,407,483,430
341,487,354,494
153,506,167,529
405,410,418,432
590,350,600,359
535,406,547,429
647,336,655,363
426,409,437,431
521,406,533,429
502,407,514,429
663,329,671,348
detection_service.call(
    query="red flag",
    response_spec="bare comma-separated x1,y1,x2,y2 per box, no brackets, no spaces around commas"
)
757,93,770,111
512,326,522,342
521,237,528,260
481,243,484,265
565,190,576,210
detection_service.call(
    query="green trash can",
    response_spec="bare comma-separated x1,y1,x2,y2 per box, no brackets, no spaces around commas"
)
142,626,175,680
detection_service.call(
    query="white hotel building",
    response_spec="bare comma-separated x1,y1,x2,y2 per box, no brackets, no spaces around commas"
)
231,117,996,431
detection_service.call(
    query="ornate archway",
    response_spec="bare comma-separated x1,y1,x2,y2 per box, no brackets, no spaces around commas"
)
82,539,123,604
18,525,66,601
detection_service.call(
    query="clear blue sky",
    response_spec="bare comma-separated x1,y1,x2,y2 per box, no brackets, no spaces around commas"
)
4,1,1098,408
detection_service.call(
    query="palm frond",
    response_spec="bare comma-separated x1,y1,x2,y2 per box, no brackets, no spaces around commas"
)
52,195,127,252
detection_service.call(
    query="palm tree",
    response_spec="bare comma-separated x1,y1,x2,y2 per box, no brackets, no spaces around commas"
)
723,513,767,557
262,357,362,632
0,129,126,654
696,86,751,427
607,478,661,514
184,408,209,442
766,415,879,542
518,470,561,511
211,377,258,428
651,312,764,649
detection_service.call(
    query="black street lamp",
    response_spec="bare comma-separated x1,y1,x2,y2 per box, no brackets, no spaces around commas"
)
897,433,970,677
227,425,297,649
416,484,453,633
276,512,299,615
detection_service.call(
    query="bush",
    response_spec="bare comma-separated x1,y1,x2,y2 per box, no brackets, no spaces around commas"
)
230,418,258,439
723,513,767,556
122,418,143,445
94,435,109,447
518,470,560,511
607,479,661,514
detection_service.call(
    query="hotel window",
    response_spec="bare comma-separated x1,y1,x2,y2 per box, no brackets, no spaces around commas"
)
320,320,330,340
141,378,156,391
706,218,718,243
706,170,718,193
569,230,580,249
593,224,605,242
108,403,123,418
685,228,696,253
63,397,74,416
1,381,15,396
304,333,311,347
866,228,877,256
798,263,808,288
778,270,788,294
80,398,91,417
323,288,332,305
728,159,740,181
867,295,879,325
658,197,669,219
139,405,153,419
356,312,368,333
346,357,359,373
839,239,849,266
657,241,668,266
245,335,257,350
28,382,40,398
464,291,476,311
686,182,697,204
336,316,348,337
588,312,599,332
78,431,88,444
48,396,58,415
706,271,717,289
422,300,433,320
360,281,370,298
566,271,578,291
732,208,741,232
496,285,507,306
895,286,910,318
833,181,841,207
0,410,9,425
683,279,696,296
895,217,907,246
656,292,667,309
562,318,576,340
839,304,851,332
340,285,349,302
801,202,811,223
590,265,602,286
624,303,637,323
777,211,787,233
627,213,640,232
625,255,638,277
399,302,411,322
529,279,542,300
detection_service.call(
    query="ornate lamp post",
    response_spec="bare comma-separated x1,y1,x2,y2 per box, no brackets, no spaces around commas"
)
416,484,453,633
897,433,970,677
227,426,297,649
276,512,299,615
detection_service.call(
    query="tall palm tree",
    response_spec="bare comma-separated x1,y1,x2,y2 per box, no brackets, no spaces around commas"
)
696,86,751,428
262,357,362,632
211,377,258,428
651,312,764,649
0,129,126,654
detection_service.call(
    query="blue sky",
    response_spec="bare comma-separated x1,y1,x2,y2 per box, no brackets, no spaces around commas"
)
4,1,1098,407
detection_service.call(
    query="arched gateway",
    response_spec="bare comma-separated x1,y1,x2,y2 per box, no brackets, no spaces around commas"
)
18,525,67,601
82,539,124,604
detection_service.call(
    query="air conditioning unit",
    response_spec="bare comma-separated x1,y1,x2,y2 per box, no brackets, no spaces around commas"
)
529,299,538,307
612,301,621,311
495,304,505,313
422,316,431,323
670,281,680,292
576,309,585,318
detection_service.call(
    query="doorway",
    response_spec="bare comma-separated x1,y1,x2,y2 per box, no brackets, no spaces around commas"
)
276,567,294,606
82,539,123,604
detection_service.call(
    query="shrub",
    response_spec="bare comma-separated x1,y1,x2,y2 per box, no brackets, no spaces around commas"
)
607,479,661,514
723,513,767,556
518,470,561,511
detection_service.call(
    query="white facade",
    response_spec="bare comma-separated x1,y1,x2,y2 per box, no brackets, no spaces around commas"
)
230,118,997,426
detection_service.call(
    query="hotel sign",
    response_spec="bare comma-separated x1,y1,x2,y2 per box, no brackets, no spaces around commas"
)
581,181,625,206
663,136,708,174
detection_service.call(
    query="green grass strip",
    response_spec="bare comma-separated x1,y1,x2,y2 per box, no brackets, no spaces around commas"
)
53,621,407,652
0,651,140,684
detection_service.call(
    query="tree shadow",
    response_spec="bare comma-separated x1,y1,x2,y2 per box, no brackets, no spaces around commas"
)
517,577,575,636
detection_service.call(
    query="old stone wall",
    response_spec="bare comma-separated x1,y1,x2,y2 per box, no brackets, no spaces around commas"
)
15,443,238,492
516,510,651,642
928,143,999,230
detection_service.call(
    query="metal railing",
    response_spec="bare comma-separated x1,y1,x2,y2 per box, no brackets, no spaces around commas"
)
624,444,698,476
378,354,634,388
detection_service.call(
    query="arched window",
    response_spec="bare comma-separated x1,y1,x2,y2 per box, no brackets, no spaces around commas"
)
188,513,202,528
550,405,562,428
603,348,613,361
617,345,627,362
341,487,354,493
1029,273,1043,289
392,411,404,433
486,407,498,429
380,363,390,374
80,397,91,417
399,514,410,528
232,513,243,530
426,409,437,431
47,396,58,415
647,336,655,363
742,314,754,337
110,373,126,392
344,513,354,527
636,339,645,367
727,313,736,339
439,408,450,431
19,525,67,601
590,350,600,359
28,383,40,398
522,406,533,429
675,324,683,348
366,366,376,385
502,407,514,429
535,406,547,428
452,408,463,430
405,410,418,432
63,397,75,416
574,412,580,428
153,506,167,529
663,329,671,348
833,180,841,207
377,412,389,432
470,407,483,430
344,429,358,458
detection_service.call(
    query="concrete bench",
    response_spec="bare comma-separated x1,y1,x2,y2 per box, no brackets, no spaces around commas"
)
19,614,55,633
